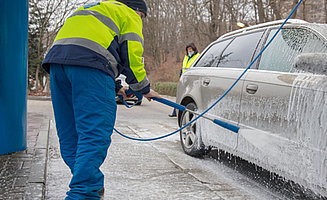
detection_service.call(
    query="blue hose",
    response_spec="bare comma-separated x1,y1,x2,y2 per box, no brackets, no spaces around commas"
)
114,0,304,141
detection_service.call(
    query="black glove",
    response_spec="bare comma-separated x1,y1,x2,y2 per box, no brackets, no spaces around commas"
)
115,80,123,94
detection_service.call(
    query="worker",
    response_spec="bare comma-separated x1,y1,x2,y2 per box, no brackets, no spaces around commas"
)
181,43,200,75
169,43,200,117
41,0,161,199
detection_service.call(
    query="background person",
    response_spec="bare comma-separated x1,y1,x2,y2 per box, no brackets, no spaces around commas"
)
169,43,200,117
42,1,161,199
180,43,200,75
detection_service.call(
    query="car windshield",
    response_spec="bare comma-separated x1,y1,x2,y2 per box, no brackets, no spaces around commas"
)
194,39,232,68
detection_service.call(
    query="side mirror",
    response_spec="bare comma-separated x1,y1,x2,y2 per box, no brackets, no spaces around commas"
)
293,53,327,75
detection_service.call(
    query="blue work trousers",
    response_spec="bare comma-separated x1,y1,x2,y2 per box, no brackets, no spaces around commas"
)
50,64,116,199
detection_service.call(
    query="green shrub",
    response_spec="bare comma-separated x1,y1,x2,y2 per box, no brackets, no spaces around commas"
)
152,82,178,96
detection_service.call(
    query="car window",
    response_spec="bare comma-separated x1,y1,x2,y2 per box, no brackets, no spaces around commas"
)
258,28,327,72
194,39,232,67
217,31,264,69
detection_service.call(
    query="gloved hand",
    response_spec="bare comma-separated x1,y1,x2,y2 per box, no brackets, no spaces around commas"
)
117,87,128,100
143,89,161,101
115,79,123,93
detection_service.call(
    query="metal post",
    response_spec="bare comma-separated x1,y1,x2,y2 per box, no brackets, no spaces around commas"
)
0,0,28,154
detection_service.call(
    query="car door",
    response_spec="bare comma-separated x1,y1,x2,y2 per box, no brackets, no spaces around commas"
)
194,31,265,151
238,27,327,186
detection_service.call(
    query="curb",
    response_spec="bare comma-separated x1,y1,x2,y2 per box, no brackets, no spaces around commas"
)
27,118,51,199
28,96,51,101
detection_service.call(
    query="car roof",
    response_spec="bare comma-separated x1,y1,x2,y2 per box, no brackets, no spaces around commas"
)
218,19,327,41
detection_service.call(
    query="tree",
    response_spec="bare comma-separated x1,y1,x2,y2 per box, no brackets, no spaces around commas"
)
270,0,282,20
28,0,86,92
253,0,265,23
291,0,299,18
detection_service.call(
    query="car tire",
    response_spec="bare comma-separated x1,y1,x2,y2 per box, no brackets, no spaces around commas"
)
179,102,206,158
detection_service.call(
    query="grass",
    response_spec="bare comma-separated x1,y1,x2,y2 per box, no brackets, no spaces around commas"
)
152,82,178,96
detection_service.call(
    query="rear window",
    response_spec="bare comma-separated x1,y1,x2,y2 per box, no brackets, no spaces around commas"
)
258,28,327,72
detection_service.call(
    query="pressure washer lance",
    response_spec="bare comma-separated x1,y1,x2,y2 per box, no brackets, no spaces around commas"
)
119,88,240,134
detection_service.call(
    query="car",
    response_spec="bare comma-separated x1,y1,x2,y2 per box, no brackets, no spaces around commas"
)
176,19,327,197
115,74,142,105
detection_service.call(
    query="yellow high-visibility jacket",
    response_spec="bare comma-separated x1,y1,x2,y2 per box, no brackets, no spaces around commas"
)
42,1,150,94
181,53,200,74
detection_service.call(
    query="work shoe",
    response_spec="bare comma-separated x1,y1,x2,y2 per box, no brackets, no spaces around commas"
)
98,187,104,200
169,109,177,117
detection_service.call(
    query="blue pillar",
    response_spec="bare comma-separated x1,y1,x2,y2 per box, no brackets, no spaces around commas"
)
0,0,28,154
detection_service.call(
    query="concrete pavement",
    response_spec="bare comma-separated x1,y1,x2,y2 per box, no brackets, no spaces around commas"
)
0,98,53,199
45,98,269,200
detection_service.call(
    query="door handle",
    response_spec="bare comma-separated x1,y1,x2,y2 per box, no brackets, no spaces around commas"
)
202,78,210,86
246,84,258,94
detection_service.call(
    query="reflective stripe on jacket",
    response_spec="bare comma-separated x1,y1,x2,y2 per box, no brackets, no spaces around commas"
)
42,1,150,94
181,53,200,74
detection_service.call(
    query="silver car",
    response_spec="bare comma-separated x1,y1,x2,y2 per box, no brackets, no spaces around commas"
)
176,19,327,197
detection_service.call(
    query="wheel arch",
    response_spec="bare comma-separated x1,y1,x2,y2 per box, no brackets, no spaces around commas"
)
178,96,196,127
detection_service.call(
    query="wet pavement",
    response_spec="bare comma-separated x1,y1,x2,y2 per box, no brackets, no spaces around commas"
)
0,98,53,199
45,97,281,200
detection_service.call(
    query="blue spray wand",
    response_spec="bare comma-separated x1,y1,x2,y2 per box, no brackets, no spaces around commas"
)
119,88,240,133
